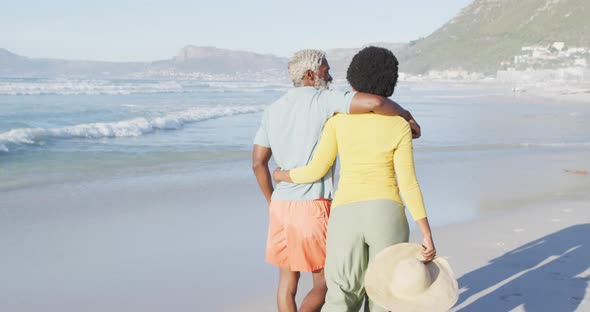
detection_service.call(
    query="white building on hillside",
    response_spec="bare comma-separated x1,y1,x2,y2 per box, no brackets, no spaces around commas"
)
552,42,566,51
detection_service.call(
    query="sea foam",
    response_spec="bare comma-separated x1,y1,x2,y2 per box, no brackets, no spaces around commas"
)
0,79,290,95
0,80,186,95
0,105,264,151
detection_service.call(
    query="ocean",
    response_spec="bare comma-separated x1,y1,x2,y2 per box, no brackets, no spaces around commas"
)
1,78,589,311
1,78,588,190
0,78,290,190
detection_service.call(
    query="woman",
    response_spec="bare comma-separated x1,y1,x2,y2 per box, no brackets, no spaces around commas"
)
273,46,436,312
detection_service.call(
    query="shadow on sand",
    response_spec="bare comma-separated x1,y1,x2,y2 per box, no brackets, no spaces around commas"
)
453,224,590,311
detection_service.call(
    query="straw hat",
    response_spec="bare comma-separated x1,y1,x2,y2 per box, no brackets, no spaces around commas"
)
364,243,459,312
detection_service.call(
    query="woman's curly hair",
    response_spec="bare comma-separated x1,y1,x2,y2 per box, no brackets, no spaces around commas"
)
346,46,399,97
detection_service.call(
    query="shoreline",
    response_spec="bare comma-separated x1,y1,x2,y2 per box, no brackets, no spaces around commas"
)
397,80,590,104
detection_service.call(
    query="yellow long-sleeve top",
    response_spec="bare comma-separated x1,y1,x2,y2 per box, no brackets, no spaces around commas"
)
290,114,427,221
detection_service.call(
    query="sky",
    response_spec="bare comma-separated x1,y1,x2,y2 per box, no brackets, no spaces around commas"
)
1,0,474,62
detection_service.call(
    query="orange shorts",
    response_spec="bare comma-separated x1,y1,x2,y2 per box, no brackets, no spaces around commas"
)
266,199,331,272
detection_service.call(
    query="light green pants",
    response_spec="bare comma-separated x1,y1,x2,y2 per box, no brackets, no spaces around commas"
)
321,199,409,312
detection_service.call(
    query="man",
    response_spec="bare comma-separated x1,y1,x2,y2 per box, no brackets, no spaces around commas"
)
252,49,419,312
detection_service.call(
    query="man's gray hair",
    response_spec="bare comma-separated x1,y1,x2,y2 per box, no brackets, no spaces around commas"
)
288,49,326,87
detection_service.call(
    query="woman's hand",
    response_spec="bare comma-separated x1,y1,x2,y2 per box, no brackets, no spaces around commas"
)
409,119,421,139
273,167,287,184
273,167,282,184
415,217,435,262
421,236,436,263
273,167,294,184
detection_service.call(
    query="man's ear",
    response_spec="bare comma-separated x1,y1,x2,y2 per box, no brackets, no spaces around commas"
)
305,69,314,80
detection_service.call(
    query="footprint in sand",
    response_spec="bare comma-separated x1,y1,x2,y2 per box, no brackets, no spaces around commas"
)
551,218,561,222
500,292,523,302
496,242,505,246
570,296,583,303
563,169,589,175
513,228,525,233
562,208,573,213
551,272,565,280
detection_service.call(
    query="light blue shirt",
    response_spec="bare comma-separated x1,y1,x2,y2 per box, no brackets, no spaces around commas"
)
254,86,356,201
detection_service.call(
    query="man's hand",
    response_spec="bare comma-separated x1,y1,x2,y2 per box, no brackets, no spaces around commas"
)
409,119,421,139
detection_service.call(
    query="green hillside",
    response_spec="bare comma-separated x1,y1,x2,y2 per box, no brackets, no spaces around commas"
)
397,0,590,74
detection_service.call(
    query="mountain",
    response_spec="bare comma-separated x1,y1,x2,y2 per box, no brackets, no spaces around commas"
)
0,46,287,79
0,50,147,78
397,0,590,74
0,48,23,60
0,44,409,80
158,45,286,74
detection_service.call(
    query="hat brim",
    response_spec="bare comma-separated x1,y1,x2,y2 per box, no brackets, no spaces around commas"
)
365,243,459,312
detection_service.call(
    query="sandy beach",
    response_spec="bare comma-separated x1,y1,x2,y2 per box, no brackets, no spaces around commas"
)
444,199,590,311
3,146,588,311
232,182,590,312
231,193,590,312
1,85,589,311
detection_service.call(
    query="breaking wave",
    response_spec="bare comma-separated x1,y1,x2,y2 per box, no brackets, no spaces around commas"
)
0,105,264,151
0,79,290,95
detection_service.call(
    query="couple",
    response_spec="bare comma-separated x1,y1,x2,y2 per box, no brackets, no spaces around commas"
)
252,47,435,312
